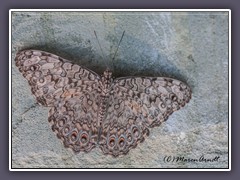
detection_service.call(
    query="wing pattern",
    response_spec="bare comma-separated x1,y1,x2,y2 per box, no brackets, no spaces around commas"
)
15,50,100,152
15,49,191,157
99,77,191,156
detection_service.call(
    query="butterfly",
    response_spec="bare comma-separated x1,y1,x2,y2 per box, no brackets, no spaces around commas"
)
15,49,191,157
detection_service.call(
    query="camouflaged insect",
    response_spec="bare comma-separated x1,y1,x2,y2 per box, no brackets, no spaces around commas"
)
15,49,191,157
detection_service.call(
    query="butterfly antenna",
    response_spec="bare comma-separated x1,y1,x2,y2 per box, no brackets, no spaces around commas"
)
112,31,125,61
94,31,106,61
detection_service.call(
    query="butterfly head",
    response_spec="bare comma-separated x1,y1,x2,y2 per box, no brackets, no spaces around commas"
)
99,69,113,93
103,69,113,80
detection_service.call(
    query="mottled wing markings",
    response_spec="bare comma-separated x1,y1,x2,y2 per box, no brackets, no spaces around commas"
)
15,50,100,153
15,49,192,157
99,77,191,156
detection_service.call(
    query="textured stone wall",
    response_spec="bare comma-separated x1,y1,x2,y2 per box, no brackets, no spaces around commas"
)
11,11,229,168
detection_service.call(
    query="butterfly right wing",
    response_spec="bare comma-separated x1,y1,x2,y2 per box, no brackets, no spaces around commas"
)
15,50,100,153
99,77,191,157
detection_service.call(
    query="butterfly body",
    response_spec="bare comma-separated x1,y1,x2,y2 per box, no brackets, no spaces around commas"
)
15,50,191,157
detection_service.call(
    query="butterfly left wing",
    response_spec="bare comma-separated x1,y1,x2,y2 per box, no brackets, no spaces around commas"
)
15,50,101,153
99,77,191,157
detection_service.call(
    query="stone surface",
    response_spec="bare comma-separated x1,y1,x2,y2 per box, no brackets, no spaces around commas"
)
11,11,229,168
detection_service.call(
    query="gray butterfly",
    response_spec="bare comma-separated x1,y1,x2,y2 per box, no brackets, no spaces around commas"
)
15,49,191,157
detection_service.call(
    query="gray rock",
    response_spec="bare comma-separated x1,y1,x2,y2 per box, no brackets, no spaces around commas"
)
11,11,229,168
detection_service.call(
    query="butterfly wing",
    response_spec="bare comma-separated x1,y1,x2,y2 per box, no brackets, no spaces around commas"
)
15,50,100,153
99,77,191,157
